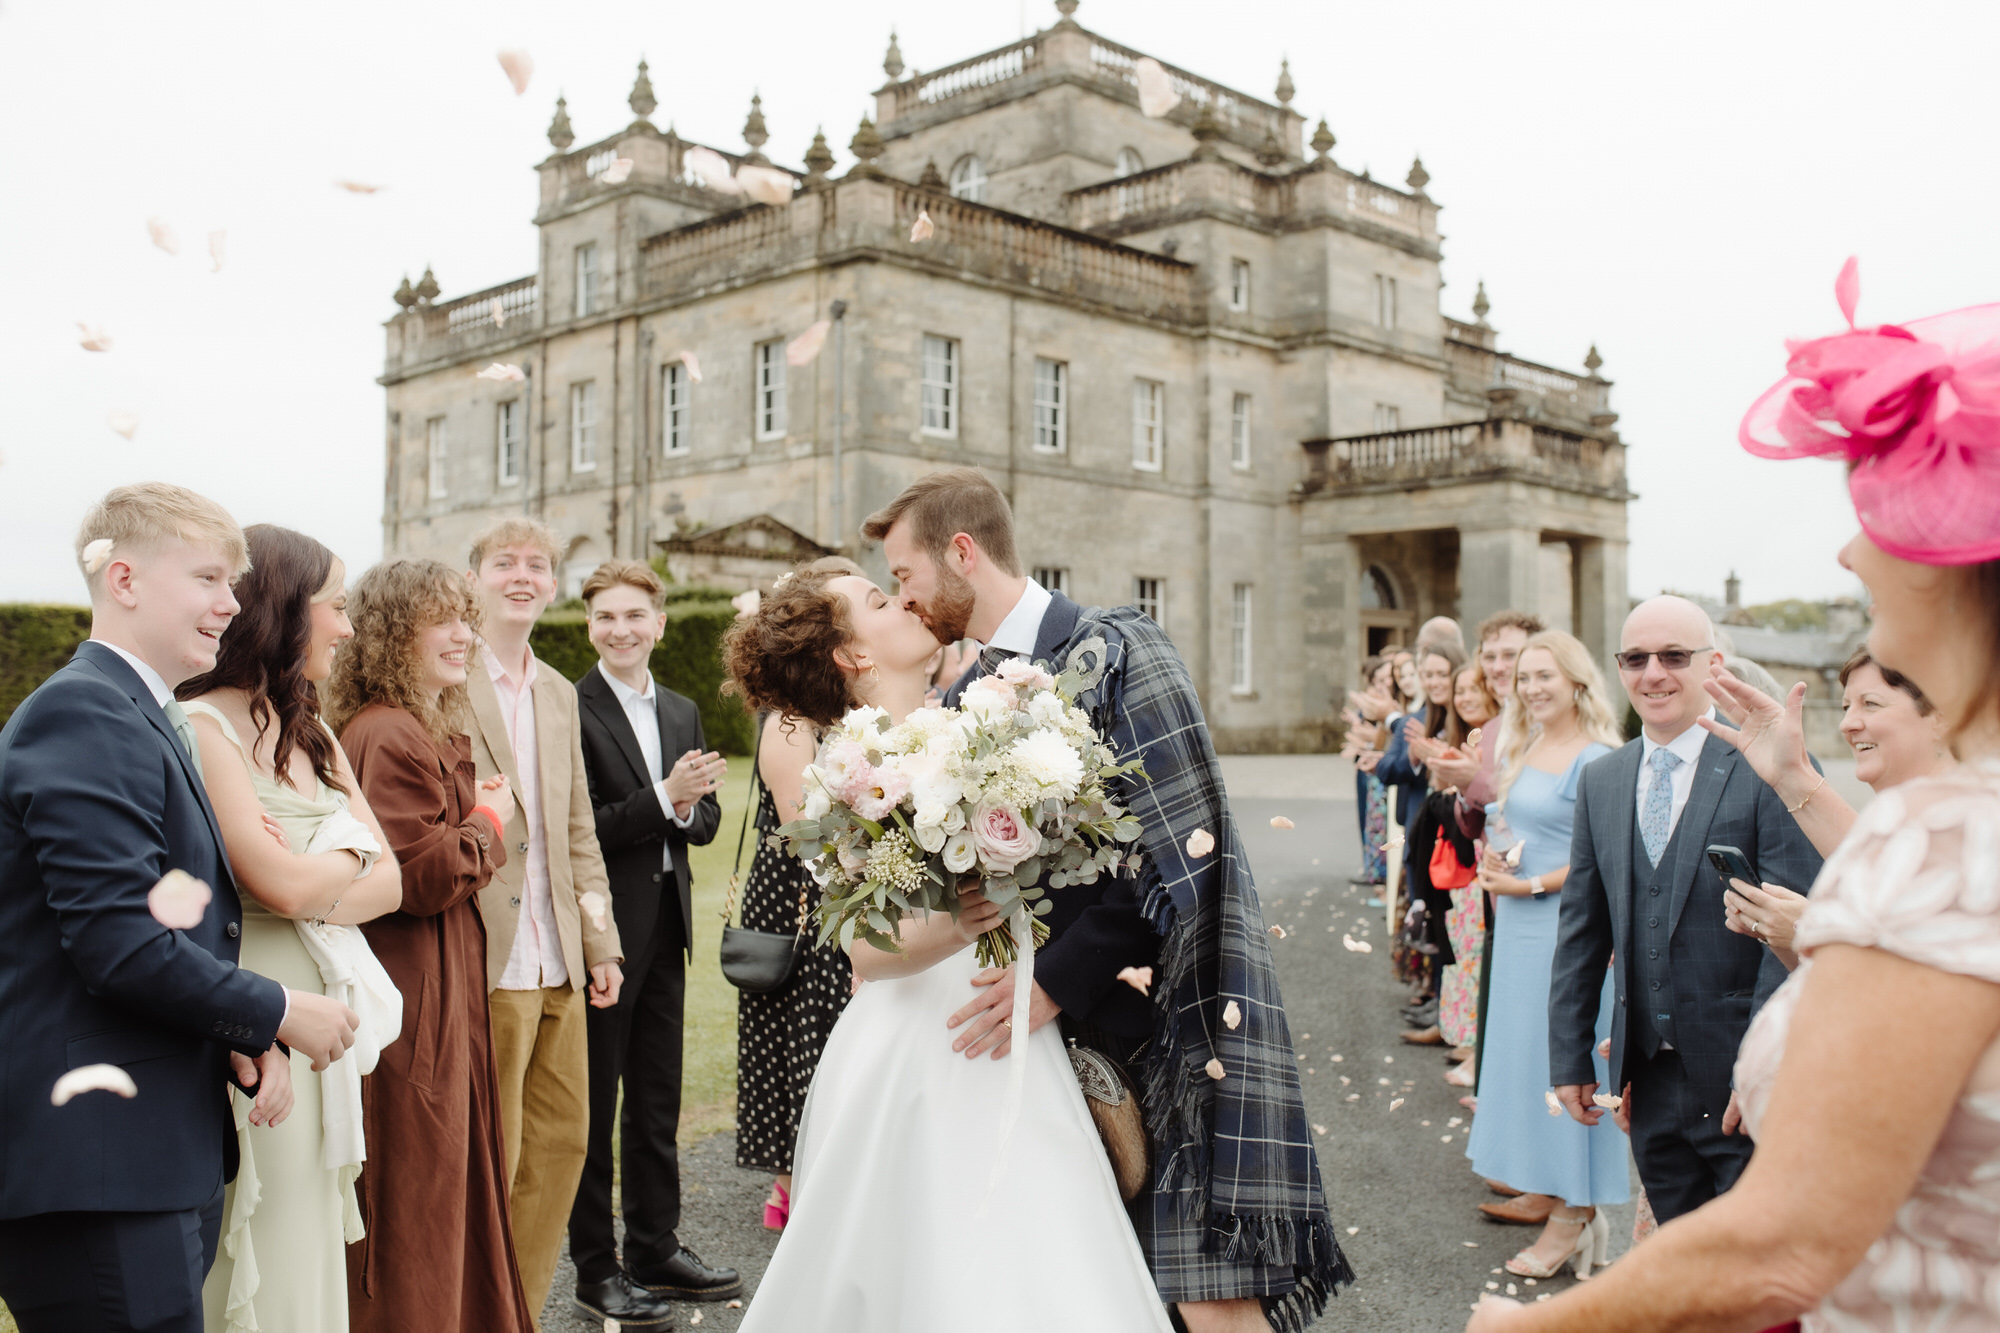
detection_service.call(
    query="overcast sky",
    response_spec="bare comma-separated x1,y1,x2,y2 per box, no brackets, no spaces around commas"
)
3,0,1994,607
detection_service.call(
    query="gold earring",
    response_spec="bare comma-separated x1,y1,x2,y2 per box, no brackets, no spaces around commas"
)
870,665,882,684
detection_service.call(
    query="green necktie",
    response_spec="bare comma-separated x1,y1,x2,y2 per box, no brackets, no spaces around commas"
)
162,700,205,780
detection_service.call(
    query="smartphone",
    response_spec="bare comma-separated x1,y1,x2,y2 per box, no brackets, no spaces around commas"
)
1705,844,1757,892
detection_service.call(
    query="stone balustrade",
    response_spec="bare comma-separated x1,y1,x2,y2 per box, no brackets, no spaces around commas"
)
383,275,538,376
1065,157,1437,246
1445,336,1611,421
1298,417,1627,499
537,127,780,219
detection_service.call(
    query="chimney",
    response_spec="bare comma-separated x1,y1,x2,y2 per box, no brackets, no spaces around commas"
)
1724,570,1741,610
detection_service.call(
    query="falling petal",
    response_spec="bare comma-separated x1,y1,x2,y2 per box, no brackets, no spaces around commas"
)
601,157,635,185
106,411,139,441
1312,1123,1326,1135
738,165,795,207
1222,999,1241,1029
786,319,832,367
1592,1093,1623,1110
910,209,935,243
147,216,179,255
333,180,384,194
685,146,745,195
678,349,703,383
1597,1037,1611,1058
148,869,212,929
1346,1226,1359,1235
1268,924,1286,939
497,48,533,96
82,538,116,573
76,322,113,352
1134,57,1180,118
1835,255,1860,329
1464,1241,1479,1248
490,298,507,327
1185,828,1216,858
1389,1097,1404,1111
579,890,609,932
1504,842,1524,868
51,1064,138,1106
726,1302,743,1311
1116,965,1153,997
1204,1057,1226,1081
1544,1089,1563,1117
731,589,761,620
207,229,225,273
1466,727,1483,748
475,363,527,382
1270,815,1295,830
1340,934,1371,953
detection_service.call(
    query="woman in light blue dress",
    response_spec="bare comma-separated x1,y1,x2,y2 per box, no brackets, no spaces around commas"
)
1463,631,1629,1281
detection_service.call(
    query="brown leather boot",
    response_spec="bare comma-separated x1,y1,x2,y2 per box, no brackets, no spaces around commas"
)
1478,1192,1558,1225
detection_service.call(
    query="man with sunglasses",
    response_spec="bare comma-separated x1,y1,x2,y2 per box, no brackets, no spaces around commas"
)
1544,595,1824,1223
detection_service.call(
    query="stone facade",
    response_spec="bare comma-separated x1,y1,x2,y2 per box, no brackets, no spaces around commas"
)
377,1,1631,752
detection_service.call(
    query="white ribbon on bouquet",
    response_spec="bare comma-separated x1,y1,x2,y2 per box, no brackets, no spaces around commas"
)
976,904,1037,1215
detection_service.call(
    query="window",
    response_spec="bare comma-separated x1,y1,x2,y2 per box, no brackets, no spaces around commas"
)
1133,577,1164,626
575,243,600,318
1230,393,1252,469
755,340,787,440
1360,565,1398,609
1375,273,1397,330
426,417,448,499
1032,566,1068,597
949,156,988,203
1033,358,1066,453
1372,402,1401,432
662,362,690,456
1228,259,1250,312
496,401,522,485
1131,379,1163,471
570,381,598,471
921,335,958,437
1114,147,1144,178
1231,583,1254,692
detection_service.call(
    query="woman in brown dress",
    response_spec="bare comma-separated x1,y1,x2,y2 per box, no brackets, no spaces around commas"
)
326,559,535,1333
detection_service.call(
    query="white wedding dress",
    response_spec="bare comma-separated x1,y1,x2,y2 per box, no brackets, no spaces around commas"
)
740,942,1175,1332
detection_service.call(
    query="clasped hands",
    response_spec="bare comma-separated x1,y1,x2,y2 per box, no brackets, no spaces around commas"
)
942,880,1060,1061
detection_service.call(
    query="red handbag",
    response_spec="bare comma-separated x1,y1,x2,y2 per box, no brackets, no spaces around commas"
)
1429,835,1476,890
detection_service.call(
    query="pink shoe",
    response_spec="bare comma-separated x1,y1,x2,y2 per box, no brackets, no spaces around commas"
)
763,1180,790,1231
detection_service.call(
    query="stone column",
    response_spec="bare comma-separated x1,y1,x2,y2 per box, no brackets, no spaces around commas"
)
1298,534,1354,740
1575,537,1629,680
1457,524,1543,634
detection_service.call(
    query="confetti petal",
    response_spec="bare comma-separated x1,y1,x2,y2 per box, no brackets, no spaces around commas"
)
1116,965,1153,997
148,869,212,930
1134,57,1181,119
82,538,116,573
475,363,527,382
333,180,384,194
1312,1123,1326,1135
207,229,226,273
738,165,795,207
1389,1097,1404,1111
106,411,139,441
1268,924,1287,939
1346,1225,1359,1235
51,1064,138,1106
1204,1057,1226,1081
1340,934,1372,953
731,589,761,619
1222,999,1241,1029
786,319,832,367
1185,828,1215,858
489,298,508,328
910,209,935,243
603,1321,620,1333
497,49,533,96
601,157,634,186
1592,1093,1623,1110
1597,1037,1612,1058
579,890,609,932
147,216,179,255
1544,1089,1563,1117
1269,815,1295,829
726,1302,743,1310
689,1313,702,1326
678,349,703,383
1464,1241,1479,1247
1504,842,1524,868
1466,727,1483,748
76,322,113,352
685,146,745,195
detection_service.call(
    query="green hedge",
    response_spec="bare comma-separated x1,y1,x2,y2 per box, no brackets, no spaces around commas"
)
0,605,92,728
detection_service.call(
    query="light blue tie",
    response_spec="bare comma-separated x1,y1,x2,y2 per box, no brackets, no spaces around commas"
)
162,699,205,780
1641,746,1681,866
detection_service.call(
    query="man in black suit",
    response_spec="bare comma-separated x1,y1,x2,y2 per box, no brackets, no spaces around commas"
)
1549,595,1825,1223
567,560,732,1328
0,484,358,1333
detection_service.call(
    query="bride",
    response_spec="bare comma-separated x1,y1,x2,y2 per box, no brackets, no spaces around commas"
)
720,564,1174,1332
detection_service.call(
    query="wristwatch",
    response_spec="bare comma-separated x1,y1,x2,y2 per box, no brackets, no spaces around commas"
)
1529,875,1548,896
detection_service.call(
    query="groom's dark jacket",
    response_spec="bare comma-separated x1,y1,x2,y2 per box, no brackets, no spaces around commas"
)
946,590,1159,1036
0,641,287,1220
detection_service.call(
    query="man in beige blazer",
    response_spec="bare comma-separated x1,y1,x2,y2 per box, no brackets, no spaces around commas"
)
463,518,625,1327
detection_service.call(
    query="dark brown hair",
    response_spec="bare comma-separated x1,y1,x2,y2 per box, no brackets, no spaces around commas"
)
1451,661,1500,740
1475,609,1547,645
1839,646,1934,717
177,525,346,793
324,559,479,745
860,467,1021,577
720,557,866,729
1417,642,1468,743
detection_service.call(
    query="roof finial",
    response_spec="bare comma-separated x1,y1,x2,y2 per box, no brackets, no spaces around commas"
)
884,29,905,81
742,92,770,164
919,159,947,189
1584,343,1604,377
847,115,885,178
803,127,836,187
1275,57,1295,106
629,59,657,121
548,94,575,151
1309,116,1335,162
1055,0,1081,20
1190,100,1223,160
393,274,417,310
1405,154,1430,197
1472,280,1491,327
414,265,440,305
1256,125,1286,168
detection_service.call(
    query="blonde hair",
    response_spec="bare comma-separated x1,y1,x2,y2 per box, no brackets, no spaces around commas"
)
1493,631,1624,805
75,483,248,597
467,516,564,571
324,559,481,746
581,559,666,610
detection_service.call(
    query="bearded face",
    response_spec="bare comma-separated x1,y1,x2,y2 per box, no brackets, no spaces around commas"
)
910,558,976,645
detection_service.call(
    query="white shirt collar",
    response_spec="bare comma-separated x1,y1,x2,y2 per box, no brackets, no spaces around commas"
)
598,658,655,705
1641,709,1714,767
94,640,173,707
985,579,1052,657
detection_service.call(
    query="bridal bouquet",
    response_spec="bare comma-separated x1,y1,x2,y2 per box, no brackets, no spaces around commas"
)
771,659,1147,969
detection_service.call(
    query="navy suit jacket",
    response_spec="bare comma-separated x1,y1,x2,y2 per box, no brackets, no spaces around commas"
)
942,591,1160,1036
1548,730,1825,1094
1372,716,1429,829
0,641,286,1219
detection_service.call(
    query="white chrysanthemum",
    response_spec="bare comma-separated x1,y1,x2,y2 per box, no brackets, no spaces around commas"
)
901,751,967,831
840,704,889,739
1024,690,1069,730
958,681,1011,724
799,769,833,820
1010,727,1085,800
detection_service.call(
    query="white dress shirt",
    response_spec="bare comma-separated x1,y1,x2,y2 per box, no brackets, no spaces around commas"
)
983,578,1053,659
1635,709,1715,842
97,640,172,706
596,662,694,864
487,646,567,990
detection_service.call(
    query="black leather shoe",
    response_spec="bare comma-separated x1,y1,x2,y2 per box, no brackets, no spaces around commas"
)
633,1246,745,1301
574,1273,675,1328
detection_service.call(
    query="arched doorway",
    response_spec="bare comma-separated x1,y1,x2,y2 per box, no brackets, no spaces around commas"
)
1359,563,1415,658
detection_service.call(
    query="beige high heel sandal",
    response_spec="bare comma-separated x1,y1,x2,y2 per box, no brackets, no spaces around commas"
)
1504,1209,1610,1280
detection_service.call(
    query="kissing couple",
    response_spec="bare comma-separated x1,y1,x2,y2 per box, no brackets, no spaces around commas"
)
720,468,1351,1333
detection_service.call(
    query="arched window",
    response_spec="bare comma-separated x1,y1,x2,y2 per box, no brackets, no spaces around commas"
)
1114,147,1144,178
1360,565,1398,610
949,155,988,204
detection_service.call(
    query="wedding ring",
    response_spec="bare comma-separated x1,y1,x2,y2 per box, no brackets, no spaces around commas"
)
1751,920,1764,934
1001,1018,1013,1028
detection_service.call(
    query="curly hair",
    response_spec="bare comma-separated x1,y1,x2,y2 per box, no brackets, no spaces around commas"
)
720,556,865,730
177,525,346,793
324,558,480,746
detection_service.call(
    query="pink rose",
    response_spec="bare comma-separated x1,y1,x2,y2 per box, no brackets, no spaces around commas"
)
994,658,1056,691
971,801,1040,872
852,764,911,822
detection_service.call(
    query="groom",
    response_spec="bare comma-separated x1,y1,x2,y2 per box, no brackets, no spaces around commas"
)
865,468,1349,1333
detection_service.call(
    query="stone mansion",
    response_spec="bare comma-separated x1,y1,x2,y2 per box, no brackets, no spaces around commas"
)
377,0,1631,751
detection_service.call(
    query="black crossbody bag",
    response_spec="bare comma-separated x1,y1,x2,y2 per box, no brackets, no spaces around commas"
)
718,747,810,992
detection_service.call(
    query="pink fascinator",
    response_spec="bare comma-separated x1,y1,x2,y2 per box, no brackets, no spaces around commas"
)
1740,258,2000,565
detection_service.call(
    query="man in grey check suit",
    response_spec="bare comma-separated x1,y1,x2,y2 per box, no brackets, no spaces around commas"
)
1547,596,1824,1223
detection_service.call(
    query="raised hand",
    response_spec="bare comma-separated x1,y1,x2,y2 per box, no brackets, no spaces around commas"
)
663,750,726,814
1698,668,1810,790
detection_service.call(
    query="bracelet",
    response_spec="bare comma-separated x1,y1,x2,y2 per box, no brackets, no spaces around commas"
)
1784,775,1826,816
471,804,503,834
